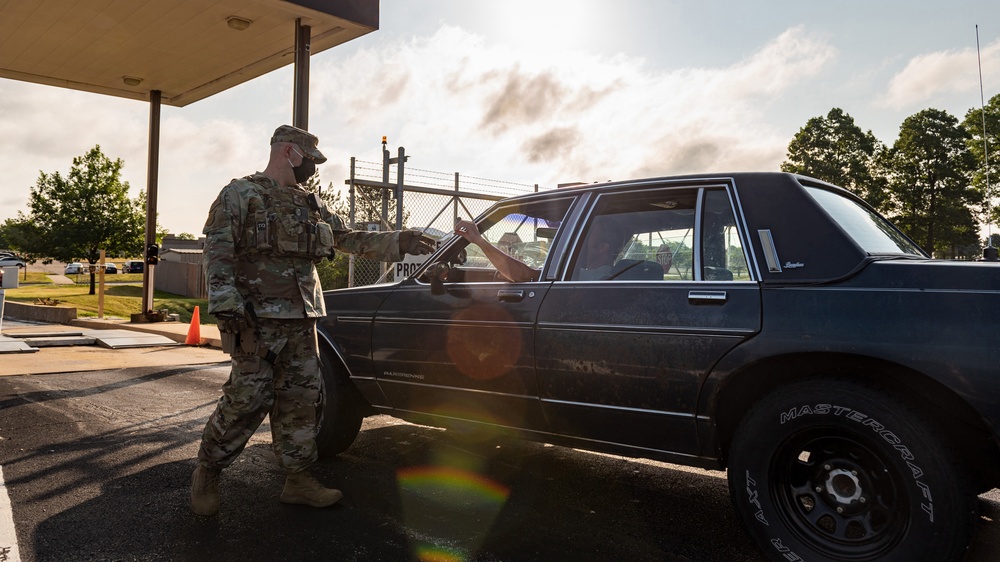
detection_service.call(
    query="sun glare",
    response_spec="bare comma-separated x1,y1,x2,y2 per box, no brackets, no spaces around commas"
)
478,0,610,55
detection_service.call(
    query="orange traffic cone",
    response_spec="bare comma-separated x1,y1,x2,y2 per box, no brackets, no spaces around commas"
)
185,305,202,345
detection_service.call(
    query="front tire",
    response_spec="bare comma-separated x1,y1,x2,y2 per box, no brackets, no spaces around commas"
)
315,351,364,459
727,378,977,562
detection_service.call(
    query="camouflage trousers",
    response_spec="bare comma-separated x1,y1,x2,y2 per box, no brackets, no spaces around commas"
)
197,318,322,474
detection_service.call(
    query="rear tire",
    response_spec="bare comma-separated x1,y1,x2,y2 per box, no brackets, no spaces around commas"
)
727,378,977,562
315,350,364,459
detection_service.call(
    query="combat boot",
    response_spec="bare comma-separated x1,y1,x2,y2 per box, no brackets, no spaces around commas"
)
190,465,221,516
280,471,343,508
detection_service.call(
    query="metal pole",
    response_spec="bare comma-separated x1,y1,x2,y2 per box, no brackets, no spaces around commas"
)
293,19,311,129
396,147,405,229
348,157,356,287
381,141,390,226
380,142,389,278
976,25,997,260
141,89,161,317
454,173,460,225
98,249,105,318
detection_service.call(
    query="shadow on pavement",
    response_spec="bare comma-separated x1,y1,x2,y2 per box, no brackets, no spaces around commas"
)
27,422,763,562
21,419,1000,562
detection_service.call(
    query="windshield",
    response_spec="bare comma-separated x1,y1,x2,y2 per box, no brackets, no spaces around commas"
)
804,186,924,256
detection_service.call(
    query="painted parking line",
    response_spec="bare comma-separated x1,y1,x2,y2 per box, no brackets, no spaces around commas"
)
0,466,21,562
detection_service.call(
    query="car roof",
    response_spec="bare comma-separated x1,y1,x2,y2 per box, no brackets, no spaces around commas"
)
492,172,906,284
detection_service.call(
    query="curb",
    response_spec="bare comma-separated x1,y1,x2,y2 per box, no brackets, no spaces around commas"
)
70,317,223,348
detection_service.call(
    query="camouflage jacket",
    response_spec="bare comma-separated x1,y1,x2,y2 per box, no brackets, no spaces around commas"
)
202,172,403,318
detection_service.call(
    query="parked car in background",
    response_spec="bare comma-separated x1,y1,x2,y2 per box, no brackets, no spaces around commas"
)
123,260,144,274
0,255,26,269
104,263,118,274
64,262,84,274
314,172,1000,562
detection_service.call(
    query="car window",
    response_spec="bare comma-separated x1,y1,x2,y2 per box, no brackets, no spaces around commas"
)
702,188,751,281
567,187,751,282
449,197,575,282
569,189,696,281
803,185,924,256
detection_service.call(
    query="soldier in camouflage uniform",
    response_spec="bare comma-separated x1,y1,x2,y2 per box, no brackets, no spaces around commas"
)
191,125,434,517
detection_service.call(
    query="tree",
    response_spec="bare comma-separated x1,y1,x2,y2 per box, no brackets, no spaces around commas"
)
962,93,1000,230
781,108,889,211
881,109,979,257
16,145,146,293
0,218,42,280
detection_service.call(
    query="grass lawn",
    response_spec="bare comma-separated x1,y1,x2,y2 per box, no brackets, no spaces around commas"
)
11,272,53,284
4,276,212,324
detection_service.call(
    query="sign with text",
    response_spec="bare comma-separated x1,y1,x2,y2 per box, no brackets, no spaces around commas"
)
393,253,430,280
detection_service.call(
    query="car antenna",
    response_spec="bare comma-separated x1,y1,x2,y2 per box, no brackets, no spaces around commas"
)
977,25,999,261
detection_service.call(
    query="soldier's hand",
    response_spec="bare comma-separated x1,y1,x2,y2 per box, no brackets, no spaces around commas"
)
399,229,436,255
215,311,247,334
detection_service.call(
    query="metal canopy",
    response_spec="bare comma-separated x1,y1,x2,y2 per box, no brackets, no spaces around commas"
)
0,0,378,107
1,0,377,317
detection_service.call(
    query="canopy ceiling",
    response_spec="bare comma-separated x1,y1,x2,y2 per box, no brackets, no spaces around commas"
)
0,0,378,107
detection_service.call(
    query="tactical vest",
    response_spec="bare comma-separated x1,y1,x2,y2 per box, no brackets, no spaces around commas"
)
239,176,335,262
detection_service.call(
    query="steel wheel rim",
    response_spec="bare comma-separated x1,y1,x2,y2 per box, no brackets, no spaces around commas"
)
770,428,909,559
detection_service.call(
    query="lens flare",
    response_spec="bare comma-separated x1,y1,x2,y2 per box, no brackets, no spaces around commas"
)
446,304,522,380
415,545,465,562
398,465,511,561
398,465,510,505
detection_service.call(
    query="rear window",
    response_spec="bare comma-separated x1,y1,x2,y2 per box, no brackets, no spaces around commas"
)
804,186,924,256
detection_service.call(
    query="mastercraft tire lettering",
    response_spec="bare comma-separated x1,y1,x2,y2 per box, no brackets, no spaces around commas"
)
727,379,977,562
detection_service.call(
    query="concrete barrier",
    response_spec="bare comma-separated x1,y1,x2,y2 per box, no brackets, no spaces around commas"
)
3,300,78,323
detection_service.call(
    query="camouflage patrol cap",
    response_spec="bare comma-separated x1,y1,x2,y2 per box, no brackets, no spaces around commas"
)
270,124,327,163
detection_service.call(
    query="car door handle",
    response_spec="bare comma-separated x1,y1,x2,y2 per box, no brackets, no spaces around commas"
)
497,289,525,302
688,290,727,304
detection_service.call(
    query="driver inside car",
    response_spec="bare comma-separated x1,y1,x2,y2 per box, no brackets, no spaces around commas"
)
453,218,625,282
453,219,539,282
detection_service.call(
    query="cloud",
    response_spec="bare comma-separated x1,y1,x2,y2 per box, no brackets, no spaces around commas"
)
311,25,834,188
480,71,569,133
0,79,271,236
879,38,1000,109
1,24,836,236
521,126,583,163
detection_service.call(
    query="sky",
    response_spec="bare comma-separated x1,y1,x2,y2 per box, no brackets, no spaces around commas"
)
2,0,1000,237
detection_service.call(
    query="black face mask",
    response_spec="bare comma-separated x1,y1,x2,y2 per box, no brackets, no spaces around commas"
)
288,147,316,184
291,159,316,184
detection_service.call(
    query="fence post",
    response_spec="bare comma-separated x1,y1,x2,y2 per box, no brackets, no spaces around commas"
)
348,157,356,288
381,140,390,230
396,146,405,230
454,172,460,226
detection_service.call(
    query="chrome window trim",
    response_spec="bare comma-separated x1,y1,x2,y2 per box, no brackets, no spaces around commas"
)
757,229,782,273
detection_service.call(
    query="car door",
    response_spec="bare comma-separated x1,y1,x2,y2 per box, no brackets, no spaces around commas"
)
535,184,761,456
369,195,579,433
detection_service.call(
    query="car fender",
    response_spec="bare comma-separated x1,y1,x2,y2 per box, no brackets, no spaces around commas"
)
697,327,1000,484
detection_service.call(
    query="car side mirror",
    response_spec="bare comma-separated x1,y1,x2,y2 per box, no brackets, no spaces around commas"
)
425,262,450,295
449,248,467,266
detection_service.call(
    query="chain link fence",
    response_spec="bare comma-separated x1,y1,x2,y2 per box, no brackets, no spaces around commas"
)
346,148,541,286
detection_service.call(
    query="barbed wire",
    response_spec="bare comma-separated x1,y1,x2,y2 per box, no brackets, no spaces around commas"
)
350,160,542,197
346,157,545,286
